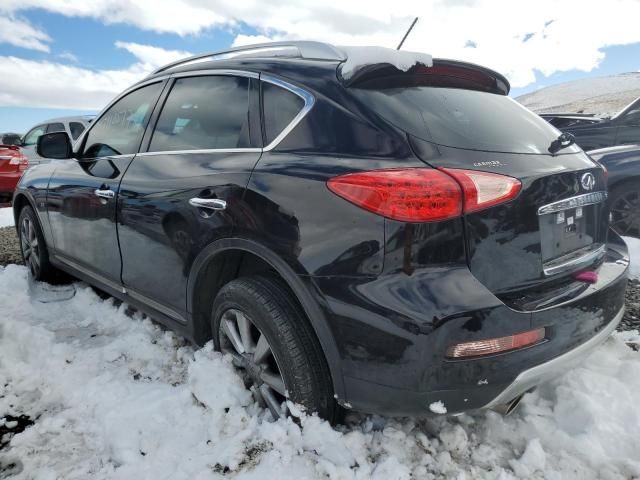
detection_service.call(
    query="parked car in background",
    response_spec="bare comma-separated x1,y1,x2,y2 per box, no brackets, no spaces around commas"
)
1,133,23,146
15,42,628,422
0,143,28,202
20,115,93,165
540,96,640,151
587,144,640,238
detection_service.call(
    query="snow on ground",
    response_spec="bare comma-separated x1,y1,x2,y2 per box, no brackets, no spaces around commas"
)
624,236,640,281
1,264,639,479
0,207,14,228
516,72,640,117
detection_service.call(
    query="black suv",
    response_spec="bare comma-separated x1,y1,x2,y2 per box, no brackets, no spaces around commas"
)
15,42,628,421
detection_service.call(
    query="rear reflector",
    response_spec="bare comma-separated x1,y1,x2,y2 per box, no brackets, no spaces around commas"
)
327,168,462,222
446,328,545,359
441,168,521,214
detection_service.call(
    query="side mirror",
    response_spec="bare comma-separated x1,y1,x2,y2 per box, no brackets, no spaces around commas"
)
36,132,73,159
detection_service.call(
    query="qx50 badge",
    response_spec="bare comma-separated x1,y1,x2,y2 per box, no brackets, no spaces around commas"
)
581,172,596,191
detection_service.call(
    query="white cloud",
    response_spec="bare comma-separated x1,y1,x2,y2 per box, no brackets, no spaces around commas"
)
0,42,193,110
58,51,79,62
0,14,51,52
2,0,640,112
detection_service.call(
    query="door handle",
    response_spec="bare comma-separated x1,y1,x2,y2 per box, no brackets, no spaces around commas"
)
189,198,227,210
94,188,115,199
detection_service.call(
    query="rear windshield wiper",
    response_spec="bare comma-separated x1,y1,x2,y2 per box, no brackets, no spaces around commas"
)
548,132,575,155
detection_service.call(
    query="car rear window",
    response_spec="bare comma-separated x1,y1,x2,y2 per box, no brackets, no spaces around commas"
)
352,86,580,155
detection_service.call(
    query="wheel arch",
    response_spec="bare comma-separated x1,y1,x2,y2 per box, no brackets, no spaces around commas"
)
186,237,345,399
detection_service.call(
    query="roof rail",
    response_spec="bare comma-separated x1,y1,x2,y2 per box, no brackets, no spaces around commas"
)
152,41,346,75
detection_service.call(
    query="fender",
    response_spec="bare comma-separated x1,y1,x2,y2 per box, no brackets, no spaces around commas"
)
186,237,346,399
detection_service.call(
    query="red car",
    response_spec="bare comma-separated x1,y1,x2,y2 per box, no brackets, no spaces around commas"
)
0,144,28,202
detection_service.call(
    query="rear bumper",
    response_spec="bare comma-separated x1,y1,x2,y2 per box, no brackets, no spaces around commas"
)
0,172,21,195
484,305,624,409
310,236,629,417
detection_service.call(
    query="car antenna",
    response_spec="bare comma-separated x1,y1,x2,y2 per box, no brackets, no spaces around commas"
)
397,17,418,50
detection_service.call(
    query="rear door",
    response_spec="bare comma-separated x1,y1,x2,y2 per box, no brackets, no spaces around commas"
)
47,81,165,288
117,72,262,320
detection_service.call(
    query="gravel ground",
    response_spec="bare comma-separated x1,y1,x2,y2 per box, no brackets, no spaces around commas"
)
0,226,22,267
1,224,638,331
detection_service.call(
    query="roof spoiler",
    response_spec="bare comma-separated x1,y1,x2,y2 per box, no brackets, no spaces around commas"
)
340,58,510,95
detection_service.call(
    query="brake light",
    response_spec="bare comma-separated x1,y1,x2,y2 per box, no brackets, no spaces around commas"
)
327,168,462,222
441,168,521,213
446,328,546,359
9,152,29,170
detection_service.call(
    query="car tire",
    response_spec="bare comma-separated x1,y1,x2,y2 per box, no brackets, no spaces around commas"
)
609,181,640,238
17,205,60,282
211,275,336,422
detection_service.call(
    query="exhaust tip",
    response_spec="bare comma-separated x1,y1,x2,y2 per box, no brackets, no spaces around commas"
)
491,394,524,416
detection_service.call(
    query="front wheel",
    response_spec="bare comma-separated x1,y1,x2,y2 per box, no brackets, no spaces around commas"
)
211,275,336,421
17,206,60,282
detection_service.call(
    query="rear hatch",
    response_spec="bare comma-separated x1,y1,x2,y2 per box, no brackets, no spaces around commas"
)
347,62,609,301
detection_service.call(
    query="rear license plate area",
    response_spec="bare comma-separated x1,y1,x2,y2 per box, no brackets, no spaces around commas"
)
539,204,597,263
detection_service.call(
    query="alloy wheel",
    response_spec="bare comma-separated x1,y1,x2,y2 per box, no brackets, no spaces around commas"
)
219,308,288,419
611,190,640,237
20,217,40,277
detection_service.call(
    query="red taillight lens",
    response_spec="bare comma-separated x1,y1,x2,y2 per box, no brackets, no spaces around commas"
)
327,168,462,222
9,152,29,170
446,328,546,359
441,168,521,213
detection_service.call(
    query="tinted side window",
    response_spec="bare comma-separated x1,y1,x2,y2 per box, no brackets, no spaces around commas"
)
83,82,162,159
46,123,65,133
262,82,304,145
149,76,250,152
23,125,46,146
69,122,86,140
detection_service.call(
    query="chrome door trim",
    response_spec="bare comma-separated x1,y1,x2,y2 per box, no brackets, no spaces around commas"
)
136,148,261,157
189,198,227,210
55,254,126,294
126,288,187,323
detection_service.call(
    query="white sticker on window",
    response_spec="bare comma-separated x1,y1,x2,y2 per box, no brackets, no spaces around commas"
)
576,207,583,218
567,216,574,226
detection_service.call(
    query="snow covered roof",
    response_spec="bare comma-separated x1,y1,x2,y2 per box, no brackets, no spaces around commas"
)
337,46,433,82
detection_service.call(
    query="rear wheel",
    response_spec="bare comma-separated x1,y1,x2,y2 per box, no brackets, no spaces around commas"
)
17,205,60,282
610,181,640,238
211,275,336,421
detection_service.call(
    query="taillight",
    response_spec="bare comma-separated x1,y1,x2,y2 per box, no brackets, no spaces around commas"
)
441,168,521,213
9,152,29,170
327,167,521,222
326,168,462,222
446,328,546,359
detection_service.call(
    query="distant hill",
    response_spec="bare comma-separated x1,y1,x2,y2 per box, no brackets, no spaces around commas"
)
516,72,640,117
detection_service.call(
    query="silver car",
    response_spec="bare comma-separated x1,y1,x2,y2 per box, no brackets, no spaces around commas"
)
20,115,94,165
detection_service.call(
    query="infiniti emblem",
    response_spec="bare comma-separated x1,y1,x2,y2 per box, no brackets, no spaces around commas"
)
581,172,595,191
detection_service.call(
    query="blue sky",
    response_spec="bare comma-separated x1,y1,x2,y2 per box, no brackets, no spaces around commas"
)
1,2,640,133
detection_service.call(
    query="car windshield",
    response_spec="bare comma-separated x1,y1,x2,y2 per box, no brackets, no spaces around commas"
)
352,86,582,155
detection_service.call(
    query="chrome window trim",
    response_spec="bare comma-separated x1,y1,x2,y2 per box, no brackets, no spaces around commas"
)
139,71,315,155
261,74,315,152
537,191,607,216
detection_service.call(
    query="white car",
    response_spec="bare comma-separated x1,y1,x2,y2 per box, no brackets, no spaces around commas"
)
20,115,94,165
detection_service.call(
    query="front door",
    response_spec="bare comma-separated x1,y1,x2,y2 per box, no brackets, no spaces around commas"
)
117,73,262,320
47,81,165,287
